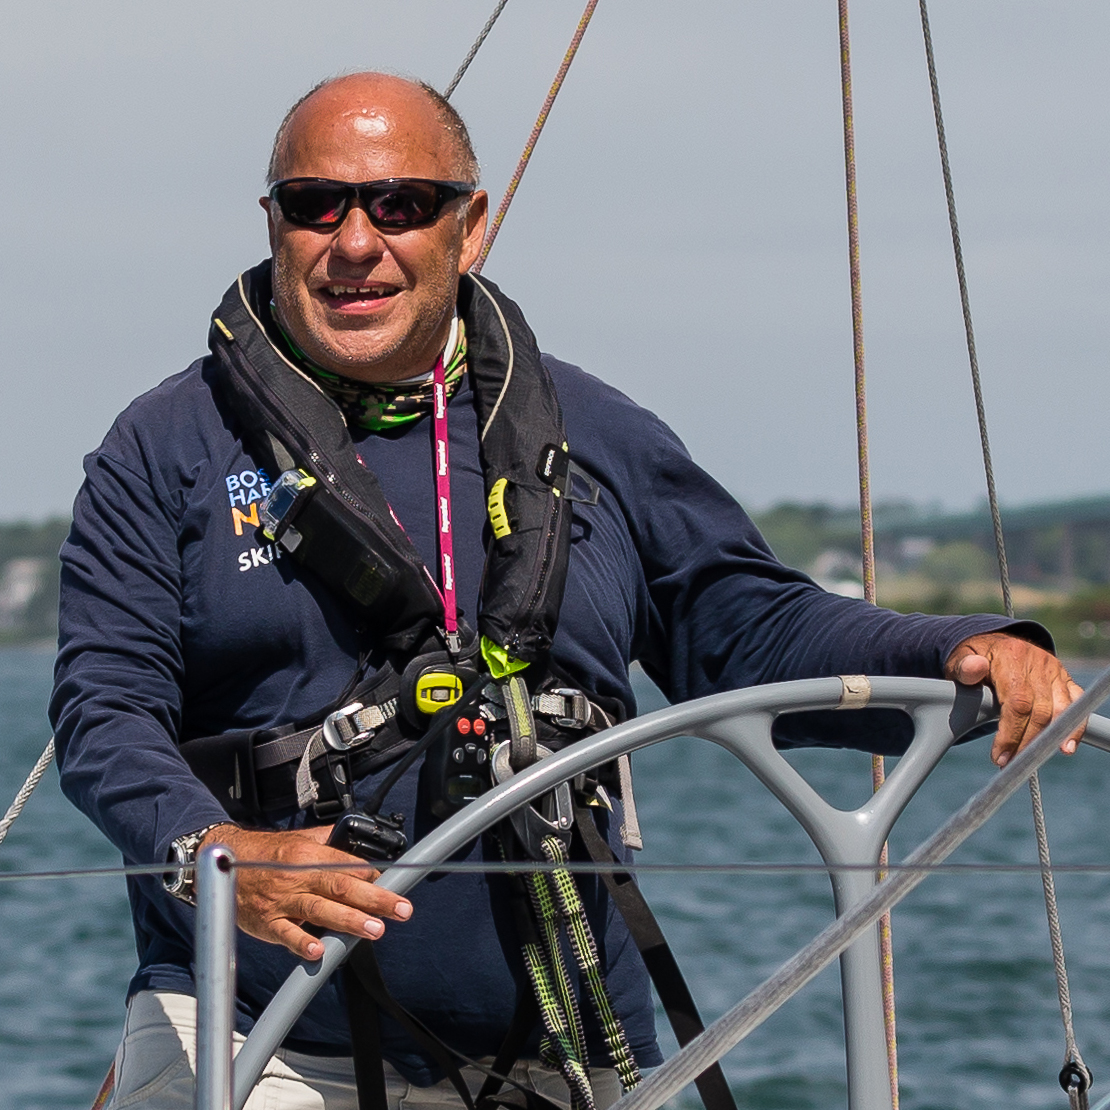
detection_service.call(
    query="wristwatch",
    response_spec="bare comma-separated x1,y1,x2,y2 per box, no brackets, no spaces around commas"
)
163,823,235,905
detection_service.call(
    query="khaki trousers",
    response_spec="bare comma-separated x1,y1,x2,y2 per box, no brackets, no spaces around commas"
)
108,990,623,1110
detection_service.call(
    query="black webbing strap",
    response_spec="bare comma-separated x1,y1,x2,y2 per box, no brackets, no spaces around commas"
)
344,962,390,1110
476,980,541,1106
344,939,565,1110
345,943,478,1110
573,806,739,1110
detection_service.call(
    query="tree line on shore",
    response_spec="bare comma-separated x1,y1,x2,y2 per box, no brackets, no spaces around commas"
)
3,503,1109,657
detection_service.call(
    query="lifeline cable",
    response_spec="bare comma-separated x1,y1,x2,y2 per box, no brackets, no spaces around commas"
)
472,0,600,273
18,858,1110,885
443,0,511,100
916,3,1090,1104
0,736,54,848
837,2,899,1103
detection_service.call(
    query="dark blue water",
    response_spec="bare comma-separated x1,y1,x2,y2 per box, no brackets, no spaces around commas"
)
3,646,1110,1109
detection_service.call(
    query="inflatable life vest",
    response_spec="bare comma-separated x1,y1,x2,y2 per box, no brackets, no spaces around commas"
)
181,261,615,822
208,260,577,663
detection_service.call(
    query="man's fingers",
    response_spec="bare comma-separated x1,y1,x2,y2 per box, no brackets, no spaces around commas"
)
288,892,388,941
991,686,1035,767
947,633,1086,765
269,917,327,962
314,867,413,921
1062,679,1088,755
210,826,414,952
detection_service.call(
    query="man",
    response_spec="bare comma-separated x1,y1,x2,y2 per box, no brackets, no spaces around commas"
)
51,73,1083,1109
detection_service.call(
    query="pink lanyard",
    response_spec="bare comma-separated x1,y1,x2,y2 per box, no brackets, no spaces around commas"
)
432,355,458,643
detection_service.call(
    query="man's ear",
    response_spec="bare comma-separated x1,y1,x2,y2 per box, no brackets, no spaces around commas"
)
260,196,278,254
458,190,489,274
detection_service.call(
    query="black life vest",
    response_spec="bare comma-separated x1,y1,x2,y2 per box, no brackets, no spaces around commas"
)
184,261,614,823
207,260,575,666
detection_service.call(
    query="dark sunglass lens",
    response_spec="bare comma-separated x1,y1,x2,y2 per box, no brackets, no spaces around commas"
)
367,183,441,227
278,182,350,227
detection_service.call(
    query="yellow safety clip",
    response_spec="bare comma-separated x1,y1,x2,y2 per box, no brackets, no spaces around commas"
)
415,672,464,715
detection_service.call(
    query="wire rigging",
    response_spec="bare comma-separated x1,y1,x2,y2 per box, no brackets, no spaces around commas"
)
443,0,511,101
472,0,600,273
837,2,899,1103
916,2,1090,1104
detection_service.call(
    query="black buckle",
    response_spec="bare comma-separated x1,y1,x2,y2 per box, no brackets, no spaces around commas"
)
312,749,354,820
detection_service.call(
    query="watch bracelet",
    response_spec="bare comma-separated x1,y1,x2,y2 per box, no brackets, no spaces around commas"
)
163,822,237,906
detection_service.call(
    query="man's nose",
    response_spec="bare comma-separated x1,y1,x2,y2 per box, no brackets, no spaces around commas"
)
331,204,385,261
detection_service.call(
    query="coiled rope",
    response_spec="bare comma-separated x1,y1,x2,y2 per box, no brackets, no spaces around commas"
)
916,2,1090,1105
443,0,511,100
472,0,600,273
0,737,54,849
837,1,899,1104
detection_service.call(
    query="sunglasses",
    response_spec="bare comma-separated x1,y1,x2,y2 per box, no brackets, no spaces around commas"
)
268,177,475,231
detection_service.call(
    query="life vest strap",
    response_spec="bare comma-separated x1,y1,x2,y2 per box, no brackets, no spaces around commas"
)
572,806,739,1110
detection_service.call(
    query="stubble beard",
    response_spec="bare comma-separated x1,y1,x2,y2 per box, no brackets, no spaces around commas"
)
272,266,458,384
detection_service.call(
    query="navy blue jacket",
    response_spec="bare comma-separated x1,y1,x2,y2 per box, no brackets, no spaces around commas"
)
50,319,1039,1081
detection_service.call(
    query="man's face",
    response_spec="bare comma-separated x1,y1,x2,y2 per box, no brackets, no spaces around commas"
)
263,78,488,383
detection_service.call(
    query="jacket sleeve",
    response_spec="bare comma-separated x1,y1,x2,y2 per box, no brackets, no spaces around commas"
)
49,446,230,867
626,417,1050,704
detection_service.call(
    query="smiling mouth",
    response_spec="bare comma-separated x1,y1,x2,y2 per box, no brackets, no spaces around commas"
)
320,284,400,308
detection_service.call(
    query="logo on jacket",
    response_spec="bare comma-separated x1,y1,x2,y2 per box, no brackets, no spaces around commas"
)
226,468,272,536
227,467,283,573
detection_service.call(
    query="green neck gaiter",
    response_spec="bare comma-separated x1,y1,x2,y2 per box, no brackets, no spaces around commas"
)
270,304,467,432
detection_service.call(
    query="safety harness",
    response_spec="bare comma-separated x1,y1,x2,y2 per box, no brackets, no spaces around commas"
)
183,261,736,1110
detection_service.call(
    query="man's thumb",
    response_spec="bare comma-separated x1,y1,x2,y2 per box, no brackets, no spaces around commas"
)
953,652,991,686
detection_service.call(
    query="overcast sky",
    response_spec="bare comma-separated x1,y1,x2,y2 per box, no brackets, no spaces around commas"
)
1,1,1107,521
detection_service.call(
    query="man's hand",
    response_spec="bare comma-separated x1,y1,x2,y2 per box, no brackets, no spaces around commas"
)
198,823,412,961
944,632,1085,767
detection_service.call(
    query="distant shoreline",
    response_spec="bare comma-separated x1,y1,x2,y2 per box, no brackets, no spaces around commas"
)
0,638,55,654
4,642,1108,676
1061,658,1110,675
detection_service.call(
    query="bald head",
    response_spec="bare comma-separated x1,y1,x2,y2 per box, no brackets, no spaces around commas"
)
268,73,479,186
261,70,489,384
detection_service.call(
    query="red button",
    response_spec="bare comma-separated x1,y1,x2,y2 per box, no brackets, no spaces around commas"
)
472,718,487,737
456,718,472,735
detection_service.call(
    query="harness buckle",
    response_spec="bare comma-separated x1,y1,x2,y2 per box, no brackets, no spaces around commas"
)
414,671,464,716
548,688,593,729
323,701,378,752
491,741,573,856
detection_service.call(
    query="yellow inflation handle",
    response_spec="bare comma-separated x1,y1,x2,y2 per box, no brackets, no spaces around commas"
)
488,478,511,538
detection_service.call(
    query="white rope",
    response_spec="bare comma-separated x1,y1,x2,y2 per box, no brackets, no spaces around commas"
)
0,737,55,847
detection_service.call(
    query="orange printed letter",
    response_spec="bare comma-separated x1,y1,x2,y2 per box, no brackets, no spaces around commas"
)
232,503,260,537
